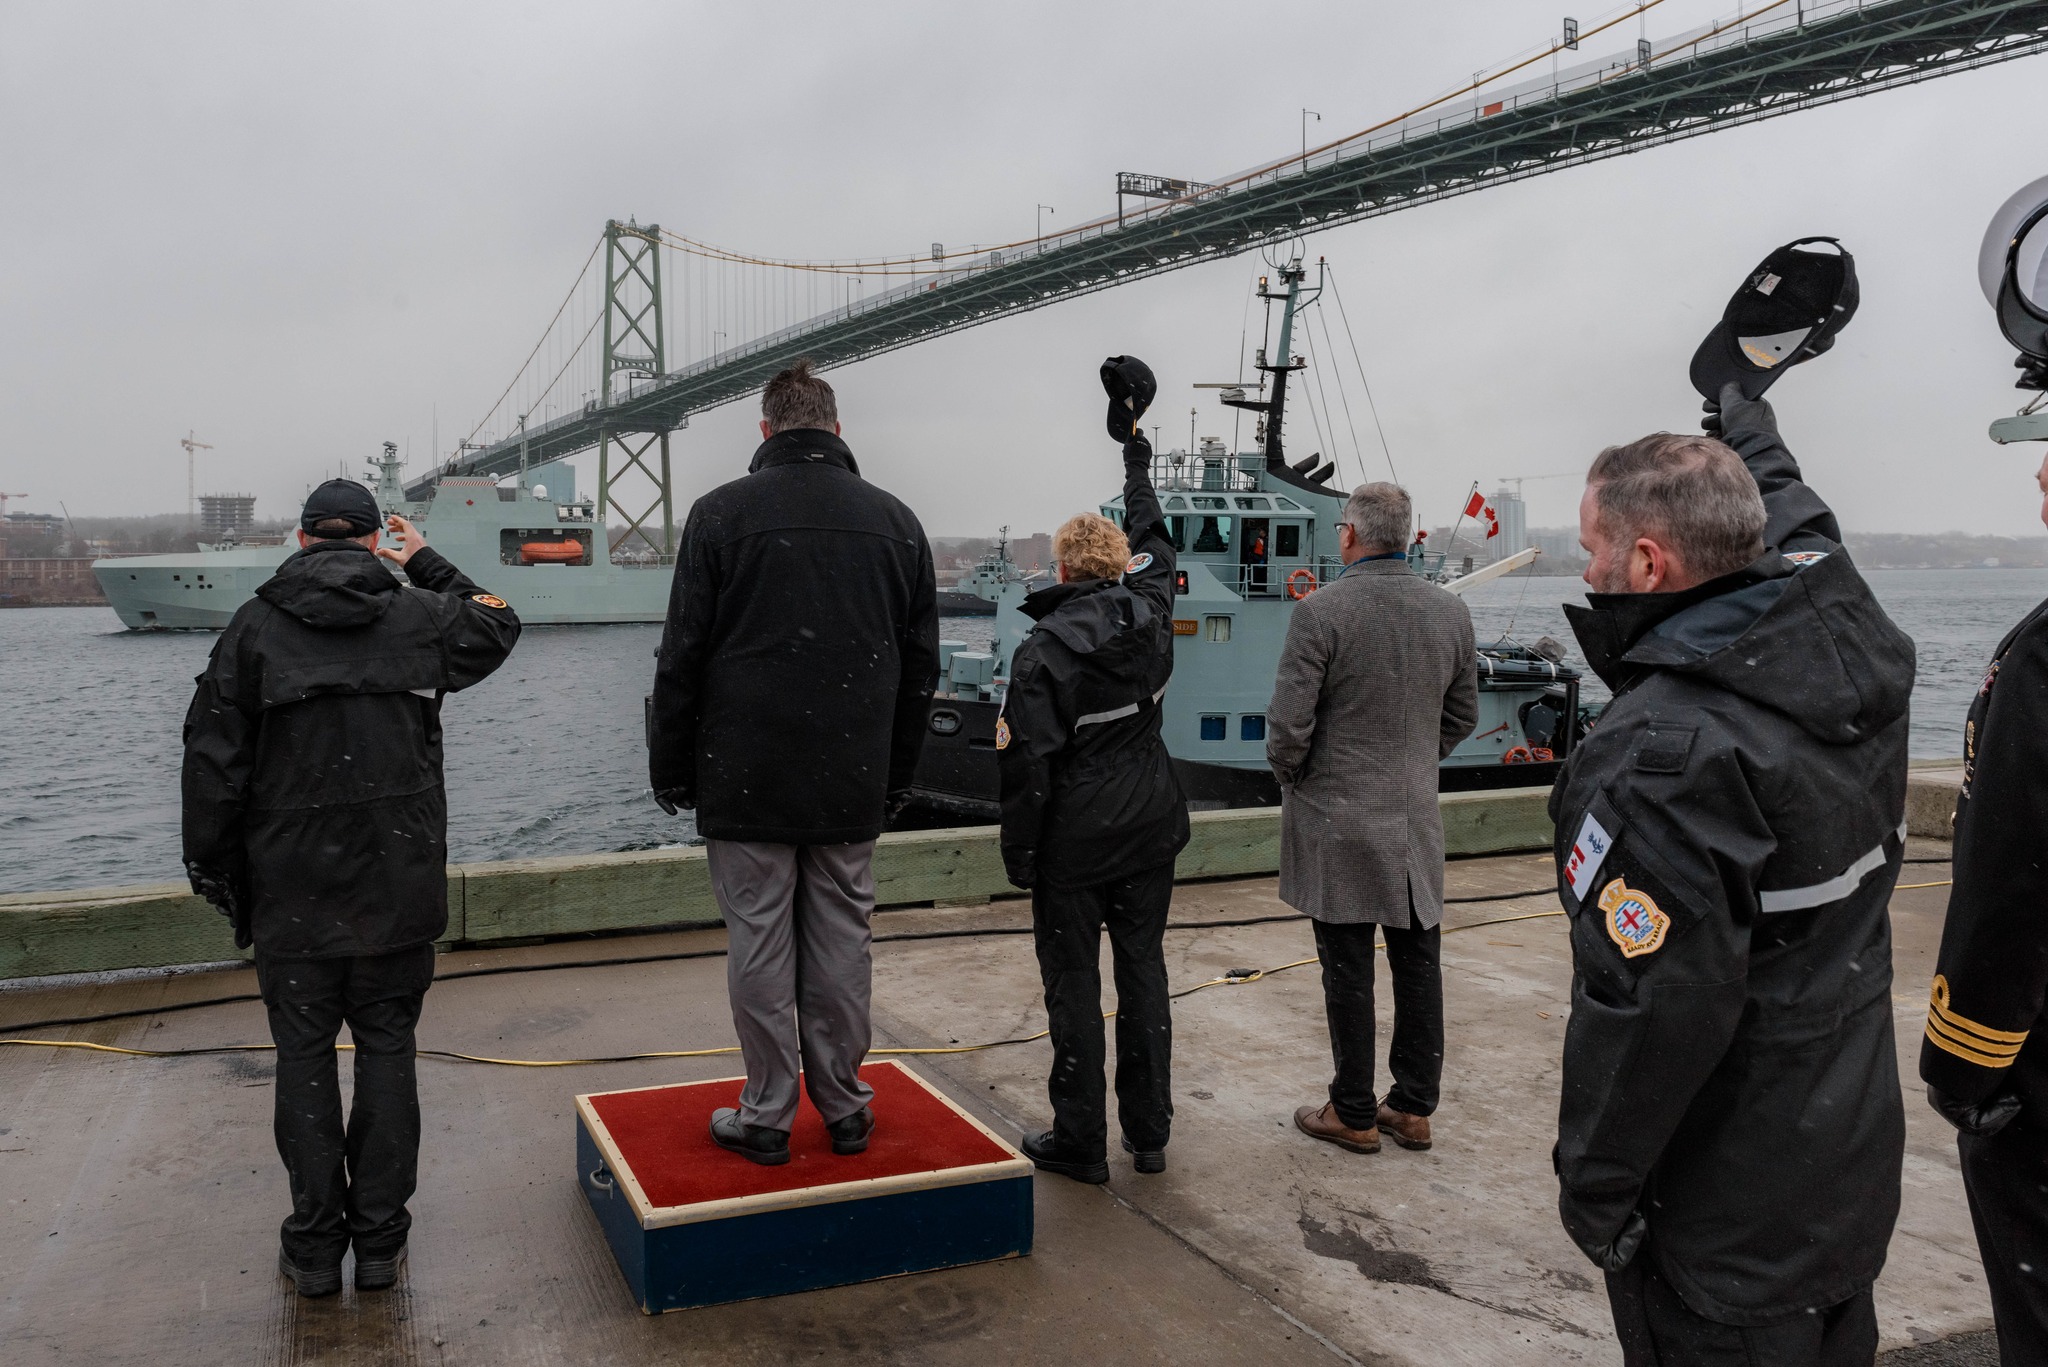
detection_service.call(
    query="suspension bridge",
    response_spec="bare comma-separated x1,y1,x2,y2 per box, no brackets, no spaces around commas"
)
413,0,2048,557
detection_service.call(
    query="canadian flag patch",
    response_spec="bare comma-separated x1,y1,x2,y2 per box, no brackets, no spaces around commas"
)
1565,811,1614,901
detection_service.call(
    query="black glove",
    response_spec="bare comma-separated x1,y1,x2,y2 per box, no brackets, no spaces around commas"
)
652,788,694,816
1004,857,1036,891
1702,379,1779,443
1928,1083,2022,1137
186,861,253,950
1123,428,1153,469
885,788,914,821
2018,354,2048,392
1571,1207,1648,1273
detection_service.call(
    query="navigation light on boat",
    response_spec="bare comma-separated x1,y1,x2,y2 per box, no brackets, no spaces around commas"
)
1981,175,2048,443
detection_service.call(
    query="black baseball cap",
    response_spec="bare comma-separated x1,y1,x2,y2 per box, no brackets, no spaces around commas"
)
1689,237,1859,400
1100,354,1157,442
300,479,382,537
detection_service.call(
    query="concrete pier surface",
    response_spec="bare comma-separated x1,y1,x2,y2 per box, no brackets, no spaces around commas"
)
0,843,1995,1364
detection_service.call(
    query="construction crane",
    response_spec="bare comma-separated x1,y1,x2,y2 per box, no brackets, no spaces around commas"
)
178,431,213,524
1492,472,1581,496
0,493,28,518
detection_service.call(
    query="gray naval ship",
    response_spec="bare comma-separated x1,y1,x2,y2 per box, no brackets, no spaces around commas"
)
93,444,670,629
911,256,1589,819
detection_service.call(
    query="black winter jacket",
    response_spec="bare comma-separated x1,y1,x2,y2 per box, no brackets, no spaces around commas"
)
1550,399,1914,1324
998,437,1189,889
1920,596,2048,1121
648,429,940,844
181,540,520,958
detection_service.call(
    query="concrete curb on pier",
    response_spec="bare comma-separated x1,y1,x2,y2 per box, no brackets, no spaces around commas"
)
0,771,1963,982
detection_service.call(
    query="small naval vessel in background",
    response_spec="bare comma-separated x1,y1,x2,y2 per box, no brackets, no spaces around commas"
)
93,444,671,629
910,256,1589,819
935,528,1046,616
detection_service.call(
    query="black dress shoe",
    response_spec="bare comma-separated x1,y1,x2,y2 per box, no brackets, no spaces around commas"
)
1020,1130,1109,1184
827,1106,875,1155
277,1248,343,1299
710,1107,790,1166
354,1241,407,1291
1121,1136,1167,1174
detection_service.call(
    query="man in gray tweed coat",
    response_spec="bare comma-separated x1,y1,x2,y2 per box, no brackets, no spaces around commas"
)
1267,482,1478,1155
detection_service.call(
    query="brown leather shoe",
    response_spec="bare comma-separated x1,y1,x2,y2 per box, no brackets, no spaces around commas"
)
1293,1102,1380,1154
1376,1102,1433,1150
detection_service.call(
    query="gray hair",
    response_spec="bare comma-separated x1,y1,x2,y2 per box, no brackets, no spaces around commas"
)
1586,433,1765,579
1342,482,1412,555
761,357,839,433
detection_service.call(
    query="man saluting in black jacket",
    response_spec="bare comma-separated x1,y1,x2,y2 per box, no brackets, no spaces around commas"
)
999,356,1189,1184
183,479,520,1298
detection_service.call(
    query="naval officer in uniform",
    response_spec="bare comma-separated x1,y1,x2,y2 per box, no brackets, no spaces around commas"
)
1550,241,1916,1362
998,356,1189,1183
1919,445,2048,1363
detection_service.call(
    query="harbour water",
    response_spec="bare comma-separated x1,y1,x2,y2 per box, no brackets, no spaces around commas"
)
3,567,2036,895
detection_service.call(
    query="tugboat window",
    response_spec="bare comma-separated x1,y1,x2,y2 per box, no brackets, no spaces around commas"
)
1275,524,1301,557
1200,715,1227,741
1192,516,1232,552
1165,517,1187,552
1205,615,1232,642
1241,715,1267,741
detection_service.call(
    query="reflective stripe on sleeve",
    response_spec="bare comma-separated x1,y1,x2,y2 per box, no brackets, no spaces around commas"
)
1074,685,1169,729
1758,817,1908,914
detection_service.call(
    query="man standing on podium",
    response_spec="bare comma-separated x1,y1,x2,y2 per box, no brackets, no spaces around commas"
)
649,358,939,1167
998,356,1189,1183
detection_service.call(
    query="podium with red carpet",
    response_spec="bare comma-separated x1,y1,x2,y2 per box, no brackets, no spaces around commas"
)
576,1060,1034,1312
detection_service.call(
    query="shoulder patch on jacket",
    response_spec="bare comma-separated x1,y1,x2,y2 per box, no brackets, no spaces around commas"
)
994,716,1011,751
1783,550,1829,567
471,593,509,609
1123,552,1154,577
1634,726,1696,775
1600,878,1669,958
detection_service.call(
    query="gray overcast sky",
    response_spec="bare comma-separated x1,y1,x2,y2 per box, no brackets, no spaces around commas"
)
4,1,2044,538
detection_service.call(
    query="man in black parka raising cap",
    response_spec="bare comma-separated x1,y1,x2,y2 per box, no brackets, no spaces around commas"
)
999,356,1189,1184
183,478,520,1298
1552,240,1915,1362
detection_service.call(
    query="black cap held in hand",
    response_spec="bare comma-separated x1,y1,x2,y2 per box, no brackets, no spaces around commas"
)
300,479,382,537
1100,355,1157,442
1689,237,1858,401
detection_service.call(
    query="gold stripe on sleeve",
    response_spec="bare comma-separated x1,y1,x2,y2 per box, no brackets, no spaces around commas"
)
1930,976,2031,1044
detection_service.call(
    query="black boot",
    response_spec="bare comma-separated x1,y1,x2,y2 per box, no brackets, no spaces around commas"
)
710,1107,790,1166
278,1248,343,1299
354,1241,408,1291
1121,1136,1166,1174
1021,1130,1109,1184
827,1106,875,1156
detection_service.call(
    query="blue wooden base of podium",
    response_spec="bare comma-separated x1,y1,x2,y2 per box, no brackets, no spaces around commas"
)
576,1060,1034,1313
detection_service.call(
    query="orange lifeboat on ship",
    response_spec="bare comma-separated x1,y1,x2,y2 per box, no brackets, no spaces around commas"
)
519,540,586,565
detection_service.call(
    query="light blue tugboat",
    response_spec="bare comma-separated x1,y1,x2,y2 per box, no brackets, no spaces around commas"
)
911,256,1586,819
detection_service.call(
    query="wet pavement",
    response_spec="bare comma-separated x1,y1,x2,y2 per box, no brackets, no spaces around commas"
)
0,844,1997,1363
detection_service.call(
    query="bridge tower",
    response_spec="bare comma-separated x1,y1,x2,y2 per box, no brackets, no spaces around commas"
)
595,219,678,560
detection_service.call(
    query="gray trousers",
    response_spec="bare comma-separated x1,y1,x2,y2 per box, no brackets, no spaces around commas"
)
706,839,877,1133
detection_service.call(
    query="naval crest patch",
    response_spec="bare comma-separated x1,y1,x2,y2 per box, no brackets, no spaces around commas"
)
995,717,1011,751
471,593,509,609
1600,878,1669,959
1782,550,1830,568
1123,552,1154,577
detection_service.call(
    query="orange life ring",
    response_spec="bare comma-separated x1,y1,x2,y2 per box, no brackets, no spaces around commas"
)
1502,746,1555,765
1285,568,1318,600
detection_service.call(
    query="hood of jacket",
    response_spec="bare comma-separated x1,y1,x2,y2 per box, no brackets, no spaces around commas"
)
1564,549,1914,745
747,428,861,477
255,539,400,629
1021,577,1154,655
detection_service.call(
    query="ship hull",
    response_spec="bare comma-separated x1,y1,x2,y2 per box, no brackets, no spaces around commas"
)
92,474,675,629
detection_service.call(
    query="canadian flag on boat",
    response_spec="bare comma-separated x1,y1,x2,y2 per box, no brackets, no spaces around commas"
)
1462,488,1501,539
